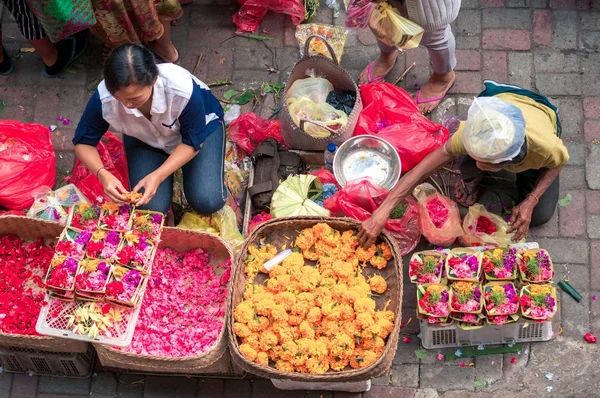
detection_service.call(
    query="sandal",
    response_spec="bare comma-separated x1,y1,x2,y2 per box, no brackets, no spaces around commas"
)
454,177,481,207
360,54,398,85
43,30,88,78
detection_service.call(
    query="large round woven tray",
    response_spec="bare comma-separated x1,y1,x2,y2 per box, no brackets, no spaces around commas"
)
93,227,235,374
228,216,403,382
0,215,88,353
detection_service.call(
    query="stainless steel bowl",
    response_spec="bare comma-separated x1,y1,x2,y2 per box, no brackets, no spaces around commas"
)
333,135,401,189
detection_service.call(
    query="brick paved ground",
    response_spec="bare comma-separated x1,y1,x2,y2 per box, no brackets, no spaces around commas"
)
0,0,599,397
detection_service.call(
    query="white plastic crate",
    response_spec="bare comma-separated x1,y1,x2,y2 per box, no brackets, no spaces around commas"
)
0,345,94,378
420,320,553,349
271,379,371,392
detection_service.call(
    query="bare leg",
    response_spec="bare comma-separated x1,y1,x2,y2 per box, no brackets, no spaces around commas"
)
359,38,398,85
147,18,178,62
29,37,58,66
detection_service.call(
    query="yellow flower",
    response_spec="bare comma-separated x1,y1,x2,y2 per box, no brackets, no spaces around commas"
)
453,281,475,295
92,229,106,241
123,231,139,244
113,266,129,279
492,248,505,260
426,284,446,294
529,284,553,295
77,202,90,211
81,259,98,273
491,285,505,294
101,202,120,212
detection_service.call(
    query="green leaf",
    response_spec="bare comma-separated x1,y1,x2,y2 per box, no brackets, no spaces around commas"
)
0,100,5,114
558,193,572,207
473,380,485,389
223,89,239,100
235,91,255,105
414,349,428,360
263,85,274,93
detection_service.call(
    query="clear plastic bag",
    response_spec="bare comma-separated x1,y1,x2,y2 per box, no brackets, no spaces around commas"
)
459,204,513,247
177,205,244,250
413,183,463,247
286,69,334,105
27,184,88,224
345,0,376,29
288,97,348,138
462,97,526,164
368,2,424,49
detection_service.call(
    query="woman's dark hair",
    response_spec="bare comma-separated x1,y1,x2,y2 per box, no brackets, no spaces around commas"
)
103,44,158,94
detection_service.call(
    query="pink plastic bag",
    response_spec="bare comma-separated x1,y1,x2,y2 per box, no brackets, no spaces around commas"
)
228,113,285,154
0,120,56,210
324,178,421,255
355,82,449,173
71,132,129,205
413,183,463,247
233,0,305,33
345,0,376,29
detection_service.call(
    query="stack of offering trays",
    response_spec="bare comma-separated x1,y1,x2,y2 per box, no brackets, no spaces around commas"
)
416,244,557,331
40,202,164,341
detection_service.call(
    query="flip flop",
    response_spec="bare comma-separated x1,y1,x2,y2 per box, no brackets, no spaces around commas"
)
43,31,89,78
454,178,481,208
0,47,14,76
366,61,386,84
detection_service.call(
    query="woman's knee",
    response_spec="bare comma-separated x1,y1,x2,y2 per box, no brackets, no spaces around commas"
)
187,189,226,215
530,205,556,227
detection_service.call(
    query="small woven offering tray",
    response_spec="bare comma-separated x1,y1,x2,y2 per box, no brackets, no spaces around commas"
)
229,216,403,382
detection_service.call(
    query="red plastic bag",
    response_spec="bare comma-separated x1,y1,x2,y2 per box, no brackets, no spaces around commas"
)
233,0,305,33
0,120,56,210
413,183,463,247
312,169,340,189
324,178,420,255
228,113,285,154
71,132,129,205
355,82,449,173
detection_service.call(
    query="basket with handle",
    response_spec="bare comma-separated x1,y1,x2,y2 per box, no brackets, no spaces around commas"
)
228,216,403,382
280,36,363,151
0,215,89,353
93,227,235,374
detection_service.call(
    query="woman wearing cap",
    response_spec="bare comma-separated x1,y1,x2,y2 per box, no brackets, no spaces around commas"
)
358,80,569,247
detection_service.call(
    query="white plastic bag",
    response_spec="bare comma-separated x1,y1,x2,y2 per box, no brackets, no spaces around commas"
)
286,69,334,104
288,97,348,138
462,97,526,164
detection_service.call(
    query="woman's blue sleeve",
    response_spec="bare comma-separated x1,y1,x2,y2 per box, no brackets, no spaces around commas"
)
178,83,209,151
72,90,110,146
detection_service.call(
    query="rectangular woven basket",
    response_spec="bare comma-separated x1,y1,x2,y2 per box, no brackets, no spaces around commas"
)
228,216,403,382
93,227,235,374
0,216,89,353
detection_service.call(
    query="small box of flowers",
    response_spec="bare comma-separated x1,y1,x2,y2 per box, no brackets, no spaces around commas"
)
0,216,87,352
417,244,557,334
38,201,162,342
229,218,403,382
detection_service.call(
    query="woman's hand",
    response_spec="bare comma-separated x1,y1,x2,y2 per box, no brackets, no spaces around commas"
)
357,210,388,248
132,172,163,207
507,196,537,242
98,169,128,203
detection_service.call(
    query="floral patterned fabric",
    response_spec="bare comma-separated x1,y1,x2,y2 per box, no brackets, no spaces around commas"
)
90,0,182,46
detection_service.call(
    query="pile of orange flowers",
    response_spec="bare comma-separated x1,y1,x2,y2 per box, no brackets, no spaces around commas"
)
234,223,395,374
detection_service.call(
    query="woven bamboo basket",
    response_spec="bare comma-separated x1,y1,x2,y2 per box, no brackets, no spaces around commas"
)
0,216,88,353
228,216,403,382
280,36,363,151
93,227,235,373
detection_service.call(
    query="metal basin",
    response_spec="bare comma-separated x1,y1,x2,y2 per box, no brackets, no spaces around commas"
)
333,135,401,189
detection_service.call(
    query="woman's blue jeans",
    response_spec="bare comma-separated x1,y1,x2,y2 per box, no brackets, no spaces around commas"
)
123,122,227,215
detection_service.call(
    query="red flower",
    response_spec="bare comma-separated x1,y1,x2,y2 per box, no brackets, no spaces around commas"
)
510,357,517,364
426,197,449,229
106,281,124,297
475,216,497,235
584,333,597,344
402,336,412,344
86,240,104,258
117,245,135,265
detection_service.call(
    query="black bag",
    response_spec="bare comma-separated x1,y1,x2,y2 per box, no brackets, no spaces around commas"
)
248,138,303,211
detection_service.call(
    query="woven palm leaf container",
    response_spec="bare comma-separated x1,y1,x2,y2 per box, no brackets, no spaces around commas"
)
94,228,235,374
280,36,363,151
0,216,88,353
228,216,403,382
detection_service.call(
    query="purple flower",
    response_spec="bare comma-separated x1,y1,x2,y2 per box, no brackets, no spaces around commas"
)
545,296,555,309
441,290,449,303
487,205,495,212
151,214,163,224
105,231,121,245
119,204,131,215
53,209,60,219
76,231,92,245
123,270,141,287
473,287,481,300
467,255,479,271
97,262,110,274
136,241,147,251
64,258,78,273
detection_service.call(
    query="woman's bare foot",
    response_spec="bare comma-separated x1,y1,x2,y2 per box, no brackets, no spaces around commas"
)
454,175,482,207
147,40,179,63
358,51,398,85
416,71,456,114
